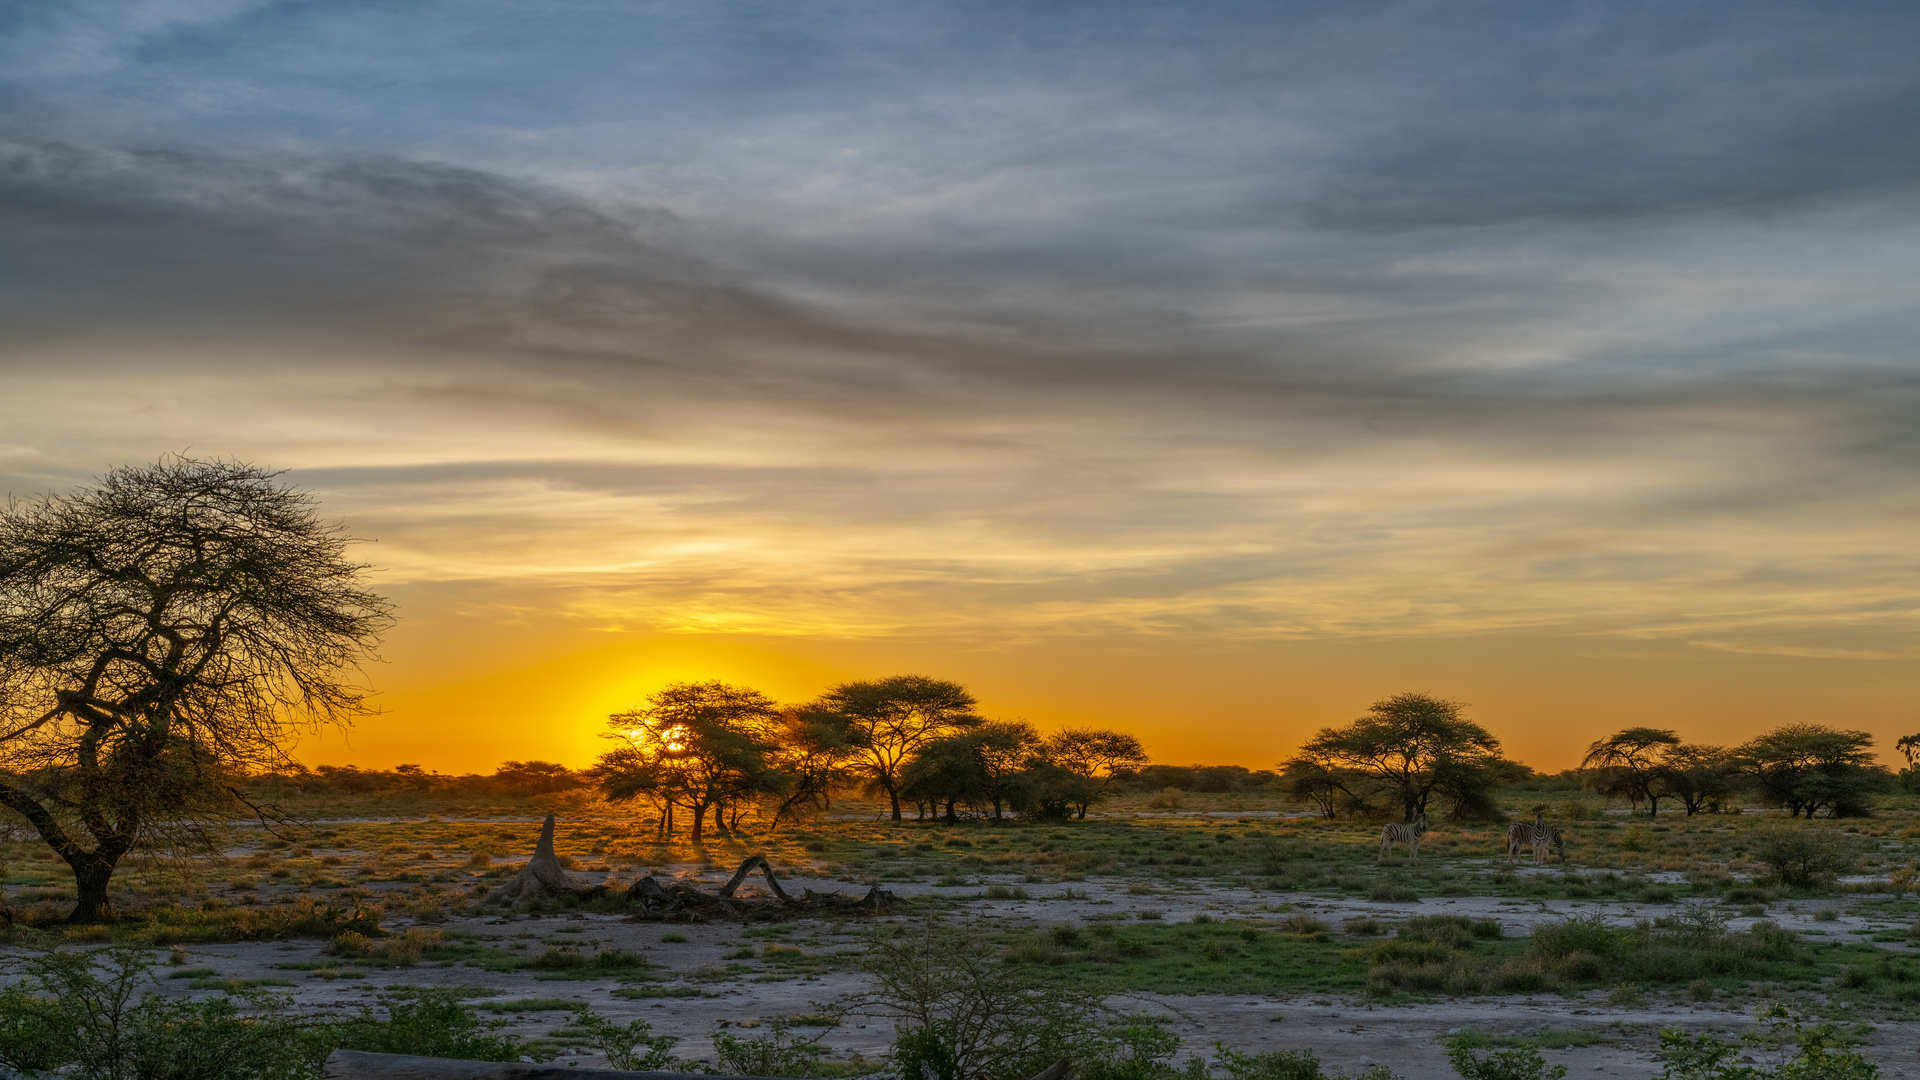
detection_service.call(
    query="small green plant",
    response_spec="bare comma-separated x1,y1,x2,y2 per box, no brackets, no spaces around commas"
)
1446,1038,1568,1080
711,1018,832,1077
1657,1004,1878,1080
1216,1045,1328,1080
660,932,690,943
1608,982,1647,1007
569,1007,681,1070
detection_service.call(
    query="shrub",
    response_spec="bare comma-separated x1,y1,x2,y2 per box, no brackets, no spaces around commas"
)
1657,1005,1877,1080
0,947,318,1080
330,989,525,1061
1216,1046,1327,1080
843,921,1118,1080
1751,824,1857,889
526,947,591,970
569,1008,681,1070
1529,915,1623,963
1447,1040,1568,1080
1608,983,1647,1007
325,927,442,967
711,1019,831,1077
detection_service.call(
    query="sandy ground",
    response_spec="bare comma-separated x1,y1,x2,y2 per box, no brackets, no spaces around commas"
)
17,859,1913,1080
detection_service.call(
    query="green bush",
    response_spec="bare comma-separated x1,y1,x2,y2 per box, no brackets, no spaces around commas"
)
568,1007,682,1070
328,989,525,1060
1658,1005,1877,1080
0,946,320,1080
711,1019,831,1077
1215,1045,1399,1080
1216,1046,1328,1080
1750,825,1858,890
1447,1040,1567,1080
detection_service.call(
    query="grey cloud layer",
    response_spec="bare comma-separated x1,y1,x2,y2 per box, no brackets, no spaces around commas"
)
2,2,1919,651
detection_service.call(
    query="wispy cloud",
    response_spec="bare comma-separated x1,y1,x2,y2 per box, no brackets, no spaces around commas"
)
3,4,1920,663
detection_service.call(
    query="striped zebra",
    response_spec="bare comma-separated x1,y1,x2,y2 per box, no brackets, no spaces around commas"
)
1378,814,1428,863
1505,813,1564,864
1543,827,1567,863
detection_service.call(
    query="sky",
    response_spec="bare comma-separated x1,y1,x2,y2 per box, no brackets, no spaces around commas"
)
4,1,1920,774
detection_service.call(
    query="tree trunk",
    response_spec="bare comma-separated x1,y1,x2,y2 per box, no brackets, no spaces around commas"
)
69,855,118,922
887,782,903,821
712,802,727,837
689,801,705,843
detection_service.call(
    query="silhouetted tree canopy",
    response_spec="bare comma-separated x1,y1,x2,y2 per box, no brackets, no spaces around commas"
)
1042,728,1149,818
1580,727,1681,816
1290,692,1509,821
597,681,786,842
0,457,389,920
812,675,979,821
1733,723,1888,818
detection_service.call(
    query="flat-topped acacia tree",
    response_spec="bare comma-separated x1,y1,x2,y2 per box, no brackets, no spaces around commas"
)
814,674,979,821
0,457,389,921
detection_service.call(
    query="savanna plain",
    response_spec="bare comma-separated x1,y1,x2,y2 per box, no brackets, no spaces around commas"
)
7,781,1920,1080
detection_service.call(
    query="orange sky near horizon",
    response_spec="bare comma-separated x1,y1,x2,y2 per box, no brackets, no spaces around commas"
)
291,606,1920,776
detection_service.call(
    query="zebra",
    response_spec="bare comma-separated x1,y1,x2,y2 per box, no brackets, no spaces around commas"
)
1503,821,1538,864
1543,827,1567,863
1505,813,1566,865
1378,814,1428,862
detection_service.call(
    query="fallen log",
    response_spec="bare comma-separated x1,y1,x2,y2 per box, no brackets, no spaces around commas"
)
625,856,898,920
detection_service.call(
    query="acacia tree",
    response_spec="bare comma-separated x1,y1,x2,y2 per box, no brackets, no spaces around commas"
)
768,705,861,825
1662,743,1738,815
1897,733,1920,793
1295,692,1506,821
597,681,785,842
1040,727,1149,818
1733,724,1886,818
0,458,389,921
813,675,979,821
1580,727,1681,816
899,735,990,822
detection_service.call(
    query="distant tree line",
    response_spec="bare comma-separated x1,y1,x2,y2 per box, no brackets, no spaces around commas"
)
250,759,590,798
1272,693,1913,822
1576,723,1898,818
592,676,1151,840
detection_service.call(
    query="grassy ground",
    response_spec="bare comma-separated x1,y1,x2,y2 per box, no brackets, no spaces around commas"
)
6,788,1920,1013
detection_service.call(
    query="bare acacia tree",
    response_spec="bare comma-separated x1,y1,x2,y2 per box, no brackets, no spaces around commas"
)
0,458,389,921
1580,727,1681,816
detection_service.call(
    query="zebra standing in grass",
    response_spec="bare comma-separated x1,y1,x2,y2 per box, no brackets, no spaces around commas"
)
1505,811,1560,864
1378,814,1428,862
1542,826,1567,863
